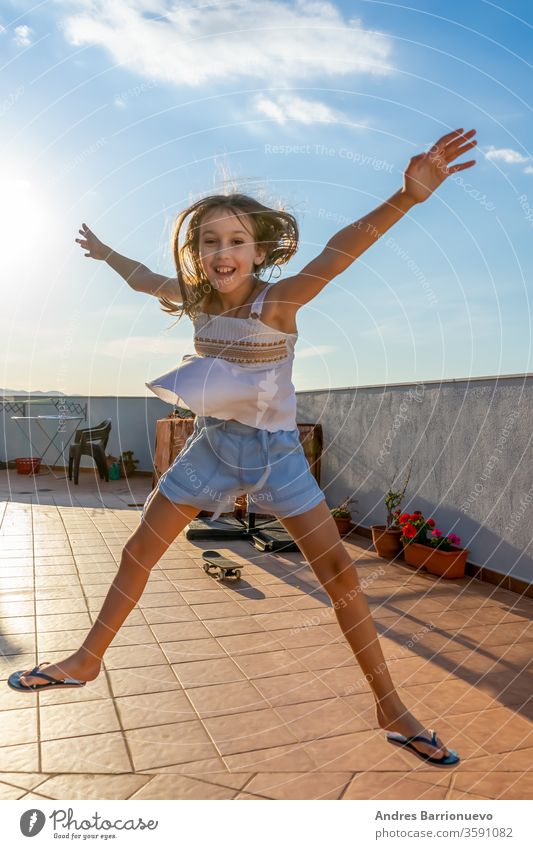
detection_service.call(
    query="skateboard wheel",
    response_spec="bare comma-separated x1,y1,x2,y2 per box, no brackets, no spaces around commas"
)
234,569,241,579
203,563,210,573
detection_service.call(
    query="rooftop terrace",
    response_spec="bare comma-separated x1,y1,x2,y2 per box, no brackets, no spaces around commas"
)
0,469,532,800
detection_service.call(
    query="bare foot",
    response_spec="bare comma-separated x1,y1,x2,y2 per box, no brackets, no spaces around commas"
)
376,699,451,760
18,649,102,688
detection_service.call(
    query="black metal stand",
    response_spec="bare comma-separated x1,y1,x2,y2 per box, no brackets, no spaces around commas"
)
185,508,301,552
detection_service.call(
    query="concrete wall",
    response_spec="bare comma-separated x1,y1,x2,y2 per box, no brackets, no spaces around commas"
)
295,374,533,584
3,374,532,583
0,396,174,477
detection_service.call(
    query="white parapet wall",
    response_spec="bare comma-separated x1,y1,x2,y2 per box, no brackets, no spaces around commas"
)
295,372,533,585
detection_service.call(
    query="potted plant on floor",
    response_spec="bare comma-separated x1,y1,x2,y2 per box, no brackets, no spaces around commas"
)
398,511,469,579
119,450,139,479
331,497,357,535
371,468,411,559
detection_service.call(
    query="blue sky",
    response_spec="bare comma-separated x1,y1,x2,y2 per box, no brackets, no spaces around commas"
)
1,0,532,397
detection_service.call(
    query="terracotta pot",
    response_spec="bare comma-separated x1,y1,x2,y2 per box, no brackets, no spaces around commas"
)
403,541,468,579
333,516,352,535
371,525,403,559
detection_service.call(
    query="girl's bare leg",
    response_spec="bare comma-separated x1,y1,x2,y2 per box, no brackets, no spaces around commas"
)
19,493,200,687
278,499,452,760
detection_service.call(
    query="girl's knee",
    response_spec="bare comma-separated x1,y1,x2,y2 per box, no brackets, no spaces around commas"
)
122,534,158,570
320,558,357,595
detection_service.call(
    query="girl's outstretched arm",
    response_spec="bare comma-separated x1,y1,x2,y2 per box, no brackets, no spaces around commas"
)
274,128,477,311
75,223,182,304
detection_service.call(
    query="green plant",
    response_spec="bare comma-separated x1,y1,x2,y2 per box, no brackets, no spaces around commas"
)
172,406,195,419
120,450,139,476
384,466,411,528
330,497,357,519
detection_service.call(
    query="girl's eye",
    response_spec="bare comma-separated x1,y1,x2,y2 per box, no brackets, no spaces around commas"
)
203,239,244,244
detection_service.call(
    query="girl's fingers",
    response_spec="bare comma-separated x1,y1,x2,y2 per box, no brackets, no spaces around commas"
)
452,139,477,159
447,160,476,173
444,140,477,164
444,130,476,156
429,128,464,152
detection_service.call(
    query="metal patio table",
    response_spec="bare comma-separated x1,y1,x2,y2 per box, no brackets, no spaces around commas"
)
10,413,86,480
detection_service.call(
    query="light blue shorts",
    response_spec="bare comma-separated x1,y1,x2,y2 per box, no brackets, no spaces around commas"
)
142,414,326,521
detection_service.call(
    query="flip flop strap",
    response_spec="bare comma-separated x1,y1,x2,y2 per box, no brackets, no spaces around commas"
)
406,730,438,745
28,667,63,684
27,666,81,685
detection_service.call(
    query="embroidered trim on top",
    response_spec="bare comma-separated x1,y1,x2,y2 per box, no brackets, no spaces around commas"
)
194,334,289,364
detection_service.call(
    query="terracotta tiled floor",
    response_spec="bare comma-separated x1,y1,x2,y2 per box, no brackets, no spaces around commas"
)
0,469,532,799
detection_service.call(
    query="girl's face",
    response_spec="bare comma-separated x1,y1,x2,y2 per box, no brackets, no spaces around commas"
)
198,207,266,292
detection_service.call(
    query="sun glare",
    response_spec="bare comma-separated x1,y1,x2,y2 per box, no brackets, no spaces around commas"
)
0,167,47,274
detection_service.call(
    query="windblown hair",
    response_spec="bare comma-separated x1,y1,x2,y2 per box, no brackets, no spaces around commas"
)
158,192,299,327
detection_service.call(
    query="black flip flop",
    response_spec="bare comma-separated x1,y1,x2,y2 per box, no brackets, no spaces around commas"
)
387,729,460,766
7,662,86,693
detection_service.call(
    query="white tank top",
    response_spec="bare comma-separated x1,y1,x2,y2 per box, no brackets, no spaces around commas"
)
145,280,298,432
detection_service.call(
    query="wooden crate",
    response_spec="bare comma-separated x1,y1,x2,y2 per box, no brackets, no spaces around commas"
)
297,423,323,485
151,415,196,489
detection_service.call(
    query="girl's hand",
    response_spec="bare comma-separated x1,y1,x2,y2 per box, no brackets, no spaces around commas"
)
75,223,111,260
403,128,477,204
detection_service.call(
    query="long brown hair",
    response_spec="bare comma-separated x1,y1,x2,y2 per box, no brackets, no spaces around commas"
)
158,193,299,327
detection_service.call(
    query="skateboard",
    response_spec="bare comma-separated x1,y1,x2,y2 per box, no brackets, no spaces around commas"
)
202,549,243,581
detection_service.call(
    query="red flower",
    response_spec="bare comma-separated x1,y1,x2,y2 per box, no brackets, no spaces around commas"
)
403,523,417,538
399,513,410,524
427,518,435,527
413,510,422,516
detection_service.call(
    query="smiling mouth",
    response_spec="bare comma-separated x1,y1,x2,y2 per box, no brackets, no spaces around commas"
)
213,267,236,279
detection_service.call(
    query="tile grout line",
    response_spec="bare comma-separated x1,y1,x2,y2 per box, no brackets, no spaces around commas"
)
32,499,43,776
57,502,138,775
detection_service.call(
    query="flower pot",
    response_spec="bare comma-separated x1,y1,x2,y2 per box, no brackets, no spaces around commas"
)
15,457,41,475
333,516,352,535
371,525,402,559
403,541,468,579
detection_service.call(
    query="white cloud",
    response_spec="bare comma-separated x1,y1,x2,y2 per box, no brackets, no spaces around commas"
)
57,0,393,87
484,146,529,164
14,24,32,46
524,165,533,175
297,343,338,358
253,93,343,126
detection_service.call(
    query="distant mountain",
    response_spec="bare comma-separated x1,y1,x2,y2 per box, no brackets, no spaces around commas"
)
0,389,73,396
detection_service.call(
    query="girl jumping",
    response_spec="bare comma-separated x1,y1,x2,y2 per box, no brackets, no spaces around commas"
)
9,128,477,767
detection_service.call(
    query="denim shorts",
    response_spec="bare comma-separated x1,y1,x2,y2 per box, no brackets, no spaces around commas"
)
142,414,326,521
